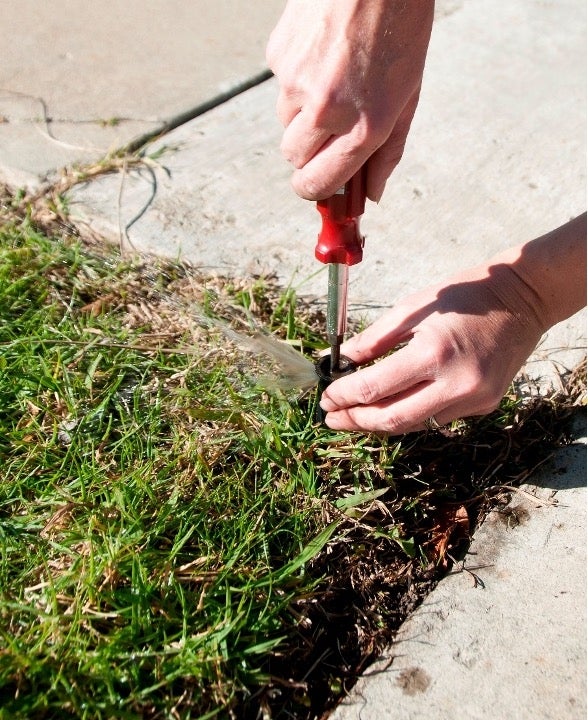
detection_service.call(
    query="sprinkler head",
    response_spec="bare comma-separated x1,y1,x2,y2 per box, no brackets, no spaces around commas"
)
314,353,357,425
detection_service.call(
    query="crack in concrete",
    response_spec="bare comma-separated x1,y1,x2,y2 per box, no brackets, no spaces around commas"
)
124,68,273,154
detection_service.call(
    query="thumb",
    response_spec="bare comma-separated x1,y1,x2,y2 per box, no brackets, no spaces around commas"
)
366,90,422,202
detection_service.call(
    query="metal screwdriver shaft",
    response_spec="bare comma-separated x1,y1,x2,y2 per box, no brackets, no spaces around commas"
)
327,263,348,373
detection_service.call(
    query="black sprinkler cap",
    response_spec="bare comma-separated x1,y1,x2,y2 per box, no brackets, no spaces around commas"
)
314,354,357,425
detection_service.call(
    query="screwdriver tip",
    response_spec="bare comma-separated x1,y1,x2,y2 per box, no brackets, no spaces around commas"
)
330,345,341,374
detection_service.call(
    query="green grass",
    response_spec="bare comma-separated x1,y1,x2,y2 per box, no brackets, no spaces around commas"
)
0,201,404,719
0,190,584,720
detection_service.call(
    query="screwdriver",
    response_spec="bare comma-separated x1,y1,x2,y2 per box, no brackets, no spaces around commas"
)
314,166,367,377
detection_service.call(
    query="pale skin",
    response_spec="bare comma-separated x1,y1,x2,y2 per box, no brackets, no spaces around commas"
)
320,214,586,433
267,2,587,434
266,0,434,201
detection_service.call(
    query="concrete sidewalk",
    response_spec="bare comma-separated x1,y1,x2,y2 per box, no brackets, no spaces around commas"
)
0,0,282,185
333,416,586,720
1,1,586,718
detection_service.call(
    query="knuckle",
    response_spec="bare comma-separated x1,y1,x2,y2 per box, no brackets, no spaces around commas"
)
353,114,377,149
456,363,504,411
380,137,407,165
265,36,283,74
379,410,409,436
458,365,487,398
309,96,333,128
310,88,358,133
420,342,451,376
480,385,506,411
355,374,380,406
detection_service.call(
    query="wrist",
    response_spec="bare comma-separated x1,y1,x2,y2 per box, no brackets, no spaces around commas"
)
492,214,587,330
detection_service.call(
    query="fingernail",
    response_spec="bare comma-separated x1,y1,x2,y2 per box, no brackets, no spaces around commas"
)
319,398,335,413
324,414,343,430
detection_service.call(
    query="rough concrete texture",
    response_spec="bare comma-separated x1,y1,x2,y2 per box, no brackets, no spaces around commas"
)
0,0,283,186
332,416,587,720
1,0,586,718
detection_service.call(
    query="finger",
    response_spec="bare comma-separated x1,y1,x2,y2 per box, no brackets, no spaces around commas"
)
429,396,502,428
280,109,334,170
276,90,301,128
366,133,408,203
289,128,380,200
365,90,421,202
320,343,433,413
338,309,417,366
324,379,448,435
324,377,502,435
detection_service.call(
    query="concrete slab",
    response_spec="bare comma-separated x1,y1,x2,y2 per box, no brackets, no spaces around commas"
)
332,416,587,720
0,0,282,186
70,0,586,382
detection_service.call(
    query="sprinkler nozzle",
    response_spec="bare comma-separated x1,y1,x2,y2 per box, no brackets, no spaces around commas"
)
314,354,357,425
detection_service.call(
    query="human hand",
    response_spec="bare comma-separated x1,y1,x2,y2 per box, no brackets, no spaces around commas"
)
266,0,434,201
319,261,548,434
320,214,587,434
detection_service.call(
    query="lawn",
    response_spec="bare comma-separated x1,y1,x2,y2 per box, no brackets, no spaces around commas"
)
0,185,584,719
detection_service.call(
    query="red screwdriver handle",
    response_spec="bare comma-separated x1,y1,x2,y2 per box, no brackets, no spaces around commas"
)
315,166,366,266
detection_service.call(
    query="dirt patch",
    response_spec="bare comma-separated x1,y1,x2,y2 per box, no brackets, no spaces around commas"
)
396,666,432,696
494,502,532,529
